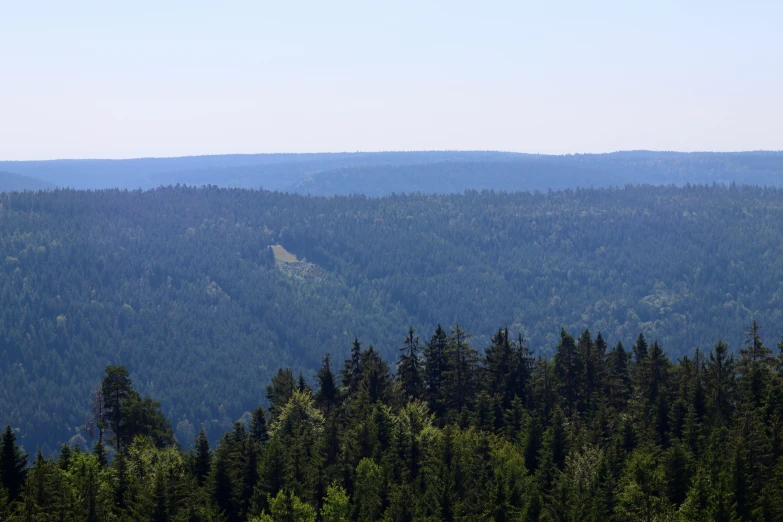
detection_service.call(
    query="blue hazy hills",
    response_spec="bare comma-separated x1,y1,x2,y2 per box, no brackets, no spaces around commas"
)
0,150,781,194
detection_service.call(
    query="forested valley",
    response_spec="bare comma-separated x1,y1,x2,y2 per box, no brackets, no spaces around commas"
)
2,185,783,455
2,322,783,520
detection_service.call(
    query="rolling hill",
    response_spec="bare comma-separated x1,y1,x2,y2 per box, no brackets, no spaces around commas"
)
1,184,782,452
0,150,781,194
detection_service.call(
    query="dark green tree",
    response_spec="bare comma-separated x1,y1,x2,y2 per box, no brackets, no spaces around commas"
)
398,326,424,403
194,428,212,487
0,425,28,502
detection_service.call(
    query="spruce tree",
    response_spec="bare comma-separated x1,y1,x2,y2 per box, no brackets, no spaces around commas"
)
101,365,133,452
424,325,449,417
250,405,270,444
315,353,339,413
706,341,735,425
0,425,28,502
93,439,107,467
341,337,363,395
606,341,630,410
443,323,479,416
397,326,423,402
554,329,583,411
484,327,514,409
194,428,212,486
265,368,296,421
738,320,773,408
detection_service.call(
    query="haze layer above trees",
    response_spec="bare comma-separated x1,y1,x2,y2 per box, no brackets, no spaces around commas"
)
1,150,782,194
2,185,782,453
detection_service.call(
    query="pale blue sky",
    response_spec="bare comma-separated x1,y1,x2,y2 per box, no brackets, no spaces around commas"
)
1,1,781,159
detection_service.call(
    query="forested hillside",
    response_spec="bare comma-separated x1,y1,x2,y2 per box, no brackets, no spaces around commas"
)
1,150,782,194
1,185,783,453
1,323,783,521
0,171,54,192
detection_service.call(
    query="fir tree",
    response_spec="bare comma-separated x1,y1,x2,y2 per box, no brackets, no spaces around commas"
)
424,325,449,418
250,406,270,445
398,326,424,402
0,425,28,502
341,337,363,395
315,353,339,413
554,329,583,411
194,428,212,487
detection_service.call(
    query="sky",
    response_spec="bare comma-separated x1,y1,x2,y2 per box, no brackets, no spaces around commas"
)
1,1,781,160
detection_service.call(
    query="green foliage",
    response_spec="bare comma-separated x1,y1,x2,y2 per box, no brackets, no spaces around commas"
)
2,321,783,519
4,185,783,452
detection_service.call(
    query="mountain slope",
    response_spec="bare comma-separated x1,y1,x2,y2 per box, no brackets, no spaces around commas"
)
0,170,55,191
1,185,782,452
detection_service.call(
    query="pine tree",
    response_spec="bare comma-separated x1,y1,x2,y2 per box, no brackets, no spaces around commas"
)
341,337,363,395
194,428,212,486
632,333,649,365
320,484,350,522
554,329,583,411
266,368,296,421
101,365,133,452
59,443,72,471
93,439,107,467
297,372,311,393
397,326,423,402
706,341,735,425
442,323,479,416
250,405,270,444
606,341,630,410
511,332,534,408
152,471,170,522
484,327,514,409
0,425,28,502
738,320,773,408
315,353,339,413
424,325,449,418
114,450,129,510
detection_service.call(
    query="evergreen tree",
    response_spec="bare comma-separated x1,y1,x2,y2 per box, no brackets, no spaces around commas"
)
341,337,363,395
424,325,449,418
632,333,649,365
484,327,514,409
397,326,424,403
706,341,735,425
315,354,339,413
441,323,480,418
738,320,773,408
0,425,28,502
320,484,350,522
93,439,107,467
194,428,212,486
554,329,583,411
101,365,133,452
298,373,311,393
606,341,630,410
250,405,270,445
511,332,534,408
266,368,296,421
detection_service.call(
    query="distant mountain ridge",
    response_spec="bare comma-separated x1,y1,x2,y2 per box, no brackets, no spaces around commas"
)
0,170,55,192
0,150,781,194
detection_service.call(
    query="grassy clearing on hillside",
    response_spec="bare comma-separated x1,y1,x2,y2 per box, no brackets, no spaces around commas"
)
272,244,298,263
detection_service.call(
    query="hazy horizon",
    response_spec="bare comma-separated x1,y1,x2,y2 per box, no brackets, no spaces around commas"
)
2,1,782,160
4,148,783,164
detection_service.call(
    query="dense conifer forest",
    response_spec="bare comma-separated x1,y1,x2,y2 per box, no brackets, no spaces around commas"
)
2,322,783,520
2,185,783,454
